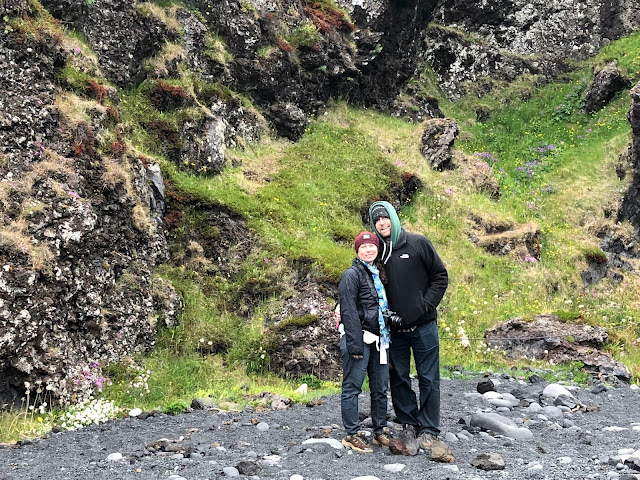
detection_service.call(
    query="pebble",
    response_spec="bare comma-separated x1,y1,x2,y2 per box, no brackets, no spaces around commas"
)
444,432,458,442
106,452,123,461
301,438,343,449
383,463,405,472
290,475,304,480
223,466,240,476
262,454,281,465
543,383,574,399
129,408,142,417
256,422,269,431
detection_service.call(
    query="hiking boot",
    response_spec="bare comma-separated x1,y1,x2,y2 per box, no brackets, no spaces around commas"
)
402,424,418,439
417,432,437,450
342,435,373,453
373,431,391,447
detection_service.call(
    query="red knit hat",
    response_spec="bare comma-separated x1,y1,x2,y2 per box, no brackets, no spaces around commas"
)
354,231,379,252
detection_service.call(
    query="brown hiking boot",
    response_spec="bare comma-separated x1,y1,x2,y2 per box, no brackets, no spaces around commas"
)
417,432,437,450
373,431,391,447
342,434,373,453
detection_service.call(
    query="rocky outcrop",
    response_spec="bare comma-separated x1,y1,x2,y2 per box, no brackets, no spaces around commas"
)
584,62,631,113
425,0,640,99
337,0,439,107
0,5,176,407
468,213,541,261
420,118,459,170
40,0,172,88
621,81,640,231
485,315,631,383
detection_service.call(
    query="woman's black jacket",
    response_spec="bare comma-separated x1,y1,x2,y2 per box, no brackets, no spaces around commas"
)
338,258,381,356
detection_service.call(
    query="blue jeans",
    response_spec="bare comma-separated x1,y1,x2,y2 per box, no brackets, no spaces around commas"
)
389,321,440,435
340,335,389,435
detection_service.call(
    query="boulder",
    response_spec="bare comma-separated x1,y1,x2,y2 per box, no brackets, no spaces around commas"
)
485,314,631,383
420,118,459,170
584,62,631,113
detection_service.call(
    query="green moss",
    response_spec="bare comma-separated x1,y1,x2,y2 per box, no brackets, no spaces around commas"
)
282,21,322,50
204,33,233,64
272,314,319,332
555,310,581,322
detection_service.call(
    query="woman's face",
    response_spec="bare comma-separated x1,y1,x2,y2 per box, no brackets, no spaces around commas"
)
357,242,378,264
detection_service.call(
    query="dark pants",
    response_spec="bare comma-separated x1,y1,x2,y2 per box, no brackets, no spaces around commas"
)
389,320,440,435
340,335,389,435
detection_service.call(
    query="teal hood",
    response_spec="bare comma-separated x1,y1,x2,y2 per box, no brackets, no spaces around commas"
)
368,201,401,262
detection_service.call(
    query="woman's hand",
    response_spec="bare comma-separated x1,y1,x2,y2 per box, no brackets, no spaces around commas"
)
352,354,363,360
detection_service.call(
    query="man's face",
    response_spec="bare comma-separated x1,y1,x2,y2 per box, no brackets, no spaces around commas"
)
375,216,391,238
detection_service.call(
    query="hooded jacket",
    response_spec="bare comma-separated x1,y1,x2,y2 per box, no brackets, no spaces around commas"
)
338,258,382,355
368,201,448,329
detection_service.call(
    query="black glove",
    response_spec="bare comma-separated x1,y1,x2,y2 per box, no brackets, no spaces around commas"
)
383,309,404,328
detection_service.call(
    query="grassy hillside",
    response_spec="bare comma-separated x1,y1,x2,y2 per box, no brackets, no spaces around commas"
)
4,23,640,443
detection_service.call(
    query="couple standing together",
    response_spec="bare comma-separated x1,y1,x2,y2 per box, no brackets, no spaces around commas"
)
337,201,450,458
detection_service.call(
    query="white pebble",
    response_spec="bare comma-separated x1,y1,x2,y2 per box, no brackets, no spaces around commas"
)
106,452,123,461
223,466,239,477
383,463,406,472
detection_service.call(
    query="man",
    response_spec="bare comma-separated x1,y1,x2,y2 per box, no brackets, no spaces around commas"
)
368,200,450,458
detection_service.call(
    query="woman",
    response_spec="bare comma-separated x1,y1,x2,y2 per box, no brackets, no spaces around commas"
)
338,231,391,452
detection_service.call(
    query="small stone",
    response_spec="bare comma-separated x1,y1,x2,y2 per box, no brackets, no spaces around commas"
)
301,438,342,449
223,466,240,477
471,453,505,470
383,463,406,472
129,408,142,417
256,422,269,431
107,452,123,461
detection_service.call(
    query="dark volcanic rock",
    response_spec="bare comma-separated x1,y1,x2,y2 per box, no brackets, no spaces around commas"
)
584,61,631,113
40,0,171,88
0,12,176,407
621,81,640,231
485,314,631,383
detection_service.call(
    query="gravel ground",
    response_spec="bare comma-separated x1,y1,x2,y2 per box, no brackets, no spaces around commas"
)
1,374,640,480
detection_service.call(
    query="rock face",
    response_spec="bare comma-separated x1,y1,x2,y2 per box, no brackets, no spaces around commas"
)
0,4,176,407
425,0,640,99
621,81,640,231
40,0,171,88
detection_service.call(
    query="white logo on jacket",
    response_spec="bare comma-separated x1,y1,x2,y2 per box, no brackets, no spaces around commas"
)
400,254,409,259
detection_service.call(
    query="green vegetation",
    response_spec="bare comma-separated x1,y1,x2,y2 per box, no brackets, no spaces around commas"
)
4,4,640,445
282,21,322,50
